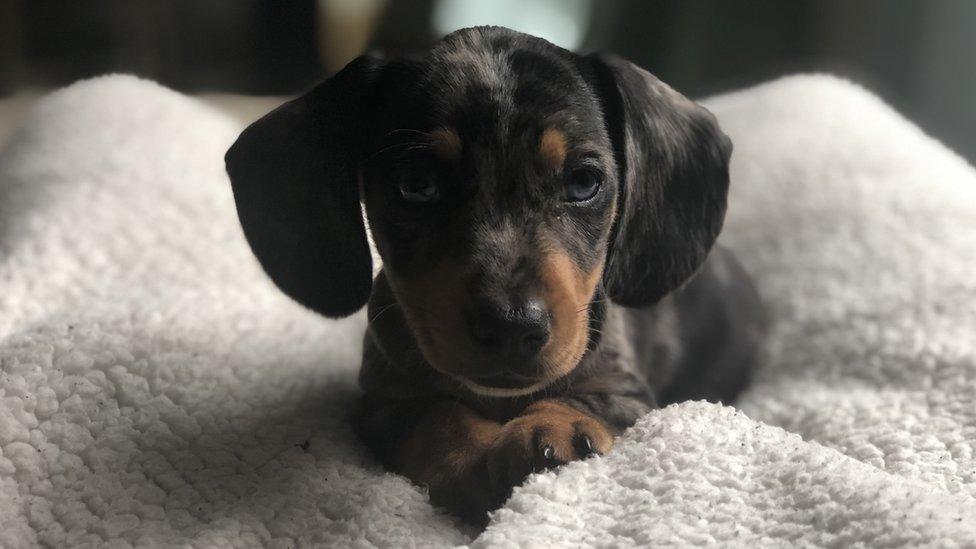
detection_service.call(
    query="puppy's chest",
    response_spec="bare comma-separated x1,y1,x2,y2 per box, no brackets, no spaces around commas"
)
458,325,648,422
464,398,535,423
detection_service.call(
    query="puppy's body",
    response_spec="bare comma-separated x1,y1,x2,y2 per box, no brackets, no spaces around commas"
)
354,246,764,521
225,26,766,525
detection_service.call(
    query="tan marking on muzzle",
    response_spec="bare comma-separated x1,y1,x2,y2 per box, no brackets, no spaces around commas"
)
430,127,462,163
539,127,567,171
537,246,604,378
387,260,472,376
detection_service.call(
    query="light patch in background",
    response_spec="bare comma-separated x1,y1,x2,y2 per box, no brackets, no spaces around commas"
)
318,0,388,71
433,0,592,50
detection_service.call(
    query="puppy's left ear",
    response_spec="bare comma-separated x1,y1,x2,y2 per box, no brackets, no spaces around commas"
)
581,53,732,307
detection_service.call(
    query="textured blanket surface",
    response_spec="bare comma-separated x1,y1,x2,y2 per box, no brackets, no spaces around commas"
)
0,74,974,547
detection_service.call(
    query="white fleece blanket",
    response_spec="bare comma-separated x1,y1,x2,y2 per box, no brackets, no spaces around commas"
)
1,74,974,548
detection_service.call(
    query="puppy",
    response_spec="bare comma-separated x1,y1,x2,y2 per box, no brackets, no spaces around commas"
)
225,26,765,524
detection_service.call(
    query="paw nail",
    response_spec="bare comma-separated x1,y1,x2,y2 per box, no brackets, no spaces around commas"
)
576,434,596,456
542,445,554,460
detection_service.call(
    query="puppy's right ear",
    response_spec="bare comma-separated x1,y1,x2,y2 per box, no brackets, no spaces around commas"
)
225,55,385,318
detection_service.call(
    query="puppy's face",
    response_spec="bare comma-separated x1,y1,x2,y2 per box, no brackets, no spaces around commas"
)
225,26,732,397
361,33,618,395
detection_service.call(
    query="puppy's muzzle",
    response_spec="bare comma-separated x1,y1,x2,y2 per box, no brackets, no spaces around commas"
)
466,299,551,384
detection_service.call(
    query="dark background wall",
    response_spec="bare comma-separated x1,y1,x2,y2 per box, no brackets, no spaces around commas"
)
2,0,973,164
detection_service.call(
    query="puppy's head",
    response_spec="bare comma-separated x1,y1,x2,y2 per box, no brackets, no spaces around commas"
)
225,27,731,396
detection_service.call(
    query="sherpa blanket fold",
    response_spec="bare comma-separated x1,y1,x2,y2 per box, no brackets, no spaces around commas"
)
1,74,974,548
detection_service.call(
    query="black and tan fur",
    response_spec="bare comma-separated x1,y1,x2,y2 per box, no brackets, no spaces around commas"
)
225,27,766,525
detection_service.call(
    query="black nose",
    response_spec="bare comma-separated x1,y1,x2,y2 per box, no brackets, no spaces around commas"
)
468,299,551,359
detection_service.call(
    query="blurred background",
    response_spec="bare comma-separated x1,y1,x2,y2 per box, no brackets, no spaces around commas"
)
1,0,974,163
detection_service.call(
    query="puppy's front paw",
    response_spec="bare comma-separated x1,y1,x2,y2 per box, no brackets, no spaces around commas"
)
485,400,613,503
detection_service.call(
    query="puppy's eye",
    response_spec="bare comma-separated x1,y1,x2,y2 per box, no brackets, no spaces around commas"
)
563,168,603,202
397,172,440,204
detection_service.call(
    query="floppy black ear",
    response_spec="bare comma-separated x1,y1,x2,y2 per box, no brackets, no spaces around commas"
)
225,55,385,317
582,53,732,307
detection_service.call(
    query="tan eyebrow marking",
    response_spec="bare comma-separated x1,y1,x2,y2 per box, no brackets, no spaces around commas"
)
539,127,568,171
430,127,462,163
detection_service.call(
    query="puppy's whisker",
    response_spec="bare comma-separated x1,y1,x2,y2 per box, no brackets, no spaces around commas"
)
574,298,609,315
367,302,401,325
383,128,433,139
364,142,432,162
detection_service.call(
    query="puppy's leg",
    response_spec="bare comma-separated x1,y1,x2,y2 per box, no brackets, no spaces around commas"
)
354,397,502,524
483,373,656,503
354,397,616,523
563,371,657,432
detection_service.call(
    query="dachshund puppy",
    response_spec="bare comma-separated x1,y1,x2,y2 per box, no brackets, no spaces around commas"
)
225,26,765,525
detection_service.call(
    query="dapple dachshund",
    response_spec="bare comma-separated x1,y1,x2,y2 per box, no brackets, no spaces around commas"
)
225,26,765,525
